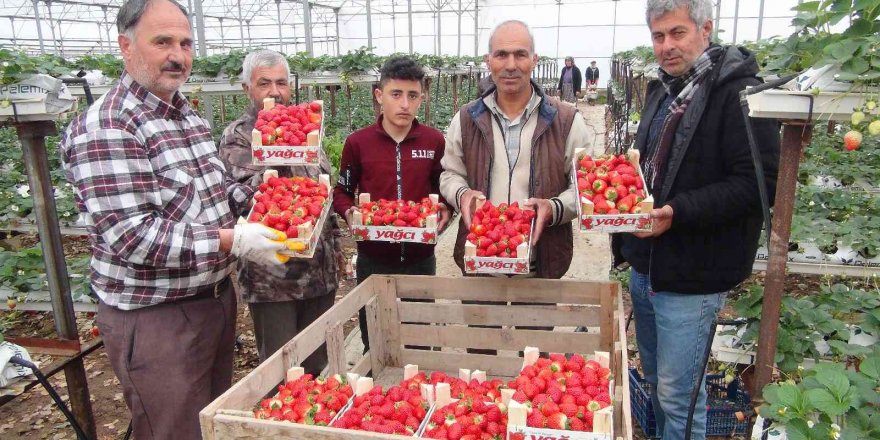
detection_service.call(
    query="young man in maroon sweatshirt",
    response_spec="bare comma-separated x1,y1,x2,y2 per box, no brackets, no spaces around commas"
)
333,56,450,351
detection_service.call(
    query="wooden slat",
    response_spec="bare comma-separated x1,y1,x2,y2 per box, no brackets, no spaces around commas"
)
325,322,345,376
200,277,381,439
351,353,372,377
398,325,601,354
393,275,612,305
365,296,386,377
599,283,616,352
376,277,402,367
616,290,634,440
211,413,416,439
401,349,524,377
397,302,599,327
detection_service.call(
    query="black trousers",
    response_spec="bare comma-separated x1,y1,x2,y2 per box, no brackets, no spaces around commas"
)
355,254,436,351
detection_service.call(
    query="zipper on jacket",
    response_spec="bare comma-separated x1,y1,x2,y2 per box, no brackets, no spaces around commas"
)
396,142,405,263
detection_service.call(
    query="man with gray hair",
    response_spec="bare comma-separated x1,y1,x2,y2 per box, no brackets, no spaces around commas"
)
614,1,779,439
218,50,343,373
442,20,590,278
60,0,289,438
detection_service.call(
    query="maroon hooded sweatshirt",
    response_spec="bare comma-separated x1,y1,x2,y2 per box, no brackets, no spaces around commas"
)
332,115,447,266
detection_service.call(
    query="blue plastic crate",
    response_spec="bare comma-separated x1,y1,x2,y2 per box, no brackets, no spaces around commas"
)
629,368,751,438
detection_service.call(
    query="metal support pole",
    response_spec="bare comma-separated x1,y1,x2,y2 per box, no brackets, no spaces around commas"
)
45,1,60,56
17,121,97,440
611,0,619,54
9,17,17,47
555,0,561,60
303,0,313,55
237,0,245,48
752,122,813,401
407,0,414,53
391,1,397,53
473,0,479,56
276,0,284,53
732,0,740,44
246,19,252,47
218,18,225,49
756,0,765,40
103,7,112,53
193,0,214,127
32,0,45,53
334,9,340,55
366,0,373,49
436,8,442,55
187,0,196,49
714,0,721,41
456,0,462,56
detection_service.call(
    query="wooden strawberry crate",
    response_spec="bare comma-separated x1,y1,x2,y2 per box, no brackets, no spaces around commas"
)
575,149,654,233
244,170,332,259
200,275,633,440
463,199,535,275
349,193,440,244
251,98,325,166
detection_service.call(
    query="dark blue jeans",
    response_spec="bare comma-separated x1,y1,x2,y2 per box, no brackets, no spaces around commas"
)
629,269,726,440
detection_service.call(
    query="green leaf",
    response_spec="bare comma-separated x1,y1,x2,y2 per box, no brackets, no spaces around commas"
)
793,1,822,12
860,352,880,380
805,388,850,416
815,365,850,397
776,383,803,408
842,56,871,74
783,419,813,440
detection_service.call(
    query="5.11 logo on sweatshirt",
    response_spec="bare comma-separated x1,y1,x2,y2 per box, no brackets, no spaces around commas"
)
410,149,435,159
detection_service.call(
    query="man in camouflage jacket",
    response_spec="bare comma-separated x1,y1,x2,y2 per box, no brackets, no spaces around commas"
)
219,50,342,374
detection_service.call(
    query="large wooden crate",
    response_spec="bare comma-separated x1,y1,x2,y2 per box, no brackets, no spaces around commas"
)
200,275,633,440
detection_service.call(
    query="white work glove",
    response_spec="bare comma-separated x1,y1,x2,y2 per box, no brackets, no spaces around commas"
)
231,223,288,266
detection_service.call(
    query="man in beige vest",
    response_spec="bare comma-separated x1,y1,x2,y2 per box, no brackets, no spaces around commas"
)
441,20,590,278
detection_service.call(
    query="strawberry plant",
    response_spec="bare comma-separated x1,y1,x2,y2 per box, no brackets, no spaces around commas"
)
74,54,124,78
729,283,880,373
760,348,880,440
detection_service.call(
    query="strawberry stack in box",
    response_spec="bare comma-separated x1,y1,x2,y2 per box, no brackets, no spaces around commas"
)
463,199,536,275
505,348,616,440
575,149,655,233
245,169,332,259
330,365,432,436
251,97,324,166
252,367,354,426
349,193,441,244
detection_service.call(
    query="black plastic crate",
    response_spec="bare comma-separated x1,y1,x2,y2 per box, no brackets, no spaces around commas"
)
629,367,751,438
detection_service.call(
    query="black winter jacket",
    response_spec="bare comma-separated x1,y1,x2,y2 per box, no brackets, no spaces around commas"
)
617,45,780,294
585,67,600,82
557,66,583,93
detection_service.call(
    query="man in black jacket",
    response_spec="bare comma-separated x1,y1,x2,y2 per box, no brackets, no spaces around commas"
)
584,60,599,86
618,1,779,439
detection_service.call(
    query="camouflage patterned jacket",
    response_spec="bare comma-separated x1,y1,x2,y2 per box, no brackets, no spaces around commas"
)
218,110,342,303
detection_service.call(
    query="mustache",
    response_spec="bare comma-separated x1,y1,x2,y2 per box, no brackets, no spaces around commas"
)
161,61,185,72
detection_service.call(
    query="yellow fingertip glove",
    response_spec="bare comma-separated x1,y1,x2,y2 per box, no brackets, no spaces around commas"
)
285,239,307,251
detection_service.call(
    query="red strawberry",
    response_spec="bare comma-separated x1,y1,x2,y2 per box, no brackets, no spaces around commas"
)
546,413,569,430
